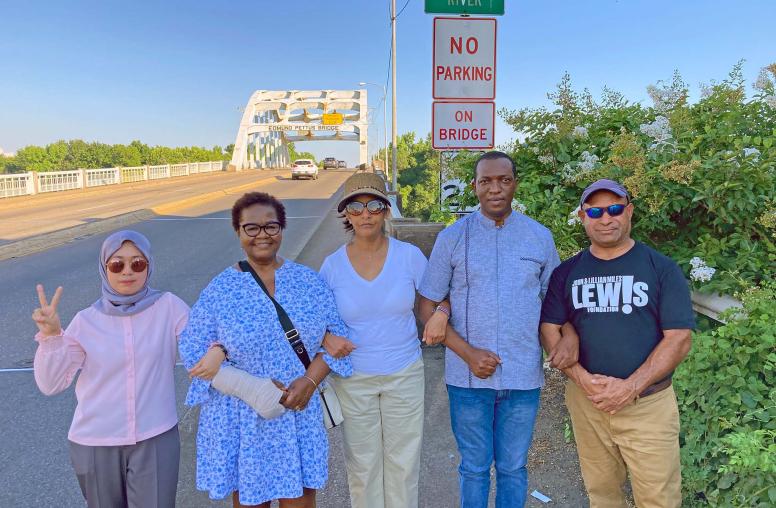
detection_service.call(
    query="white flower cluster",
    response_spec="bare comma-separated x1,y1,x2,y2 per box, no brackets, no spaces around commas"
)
538,154,554,165
511,200,527,214
689,257,716,282
561,152,600,182
530,146,540,154
754,69,772,92
639,116,675,151
567,206,582,225
579,151,599,171
646,84,684,113
765,95,776,109
743,147,761,161
572,125,589,138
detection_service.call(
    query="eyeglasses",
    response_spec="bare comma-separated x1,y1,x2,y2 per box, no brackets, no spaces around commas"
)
106,257,148,274
581,203,627,219
241,222,282,237
345,199,387,216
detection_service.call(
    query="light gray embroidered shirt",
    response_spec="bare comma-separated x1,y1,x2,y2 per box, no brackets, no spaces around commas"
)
419,210,560,390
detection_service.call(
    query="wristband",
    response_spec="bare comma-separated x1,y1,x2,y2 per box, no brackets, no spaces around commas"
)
435,305,451,318
302,375,319,388
209,343,229,360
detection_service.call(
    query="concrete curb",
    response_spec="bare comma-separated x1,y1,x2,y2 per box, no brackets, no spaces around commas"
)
286,187,345,262
0,175,284,262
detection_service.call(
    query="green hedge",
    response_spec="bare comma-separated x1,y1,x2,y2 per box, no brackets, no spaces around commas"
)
675,284,775,506
444,62,776,295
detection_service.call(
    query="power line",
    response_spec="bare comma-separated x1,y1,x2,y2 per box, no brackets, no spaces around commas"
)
396,0,412,18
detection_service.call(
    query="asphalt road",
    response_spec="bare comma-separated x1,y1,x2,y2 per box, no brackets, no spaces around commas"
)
0,169,289,244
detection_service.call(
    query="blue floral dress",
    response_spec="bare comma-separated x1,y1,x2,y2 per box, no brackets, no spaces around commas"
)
179,261,353,505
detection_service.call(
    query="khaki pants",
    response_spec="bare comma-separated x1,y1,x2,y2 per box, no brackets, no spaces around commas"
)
330,358,425,508
565,381,681,508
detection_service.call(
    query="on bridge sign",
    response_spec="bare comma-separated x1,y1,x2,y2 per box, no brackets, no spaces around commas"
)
432,101,494,150
433,17,496,100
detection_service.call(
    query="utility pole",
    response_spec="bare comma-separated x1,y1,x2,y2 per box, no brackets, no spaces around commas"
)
382,83,388,177
358,82,388,174
391,0,398,192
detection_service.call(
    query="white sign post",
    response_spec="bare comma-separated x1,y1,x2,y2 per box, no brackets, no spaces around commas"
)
433,17,496,100
432,101,494,150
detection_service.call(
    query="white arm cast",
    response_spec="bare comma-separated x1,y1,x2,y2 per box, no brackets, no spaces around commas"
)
211,365,286,419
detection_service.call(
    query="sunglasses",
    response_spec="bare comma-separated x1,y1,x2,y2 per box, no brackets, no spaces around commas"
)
581,203,627,219
241,221,282,237
345,199,387,216
106,257,148,274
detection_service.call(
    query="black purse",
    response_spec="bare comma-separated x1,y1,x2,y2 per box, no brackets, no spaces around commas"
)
239,260,343,428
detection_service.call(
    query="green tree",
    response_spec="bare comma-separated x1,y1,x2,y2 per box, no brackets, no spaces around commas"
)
14,145,50,172
287,142,316,164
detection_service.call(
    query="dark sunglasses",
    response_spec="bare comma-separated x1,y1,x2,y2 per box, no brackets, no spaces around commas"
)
106,258,148,274
345,199,387,216
241,221,282,237
582,203,627,219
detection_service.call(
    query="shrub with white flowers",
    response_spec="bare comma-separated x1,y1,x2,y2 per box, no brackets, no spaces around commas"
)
639,116,675,150
561,151,600,182
742,147,761,161
572,125,589,138
689,257,716,282
511,199,527,214
567,206,582,226
439,62,774,294
538,154,554,165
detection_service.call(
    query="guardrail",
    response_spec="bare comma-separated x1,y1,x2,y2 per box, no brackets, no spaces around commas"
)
0,161,227,199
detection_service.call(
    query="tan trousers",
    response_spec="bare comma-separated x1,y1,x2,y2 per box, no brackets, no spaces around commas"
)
330,358,425,508
565,381,681,508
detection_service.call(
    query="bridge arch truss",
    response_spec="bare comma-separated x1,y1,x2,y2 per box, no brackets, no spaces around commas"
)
229,90,369,170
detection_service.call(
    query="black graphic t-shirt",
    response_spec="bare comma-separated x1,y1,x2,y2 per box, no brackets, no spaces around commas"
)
540,242,695,379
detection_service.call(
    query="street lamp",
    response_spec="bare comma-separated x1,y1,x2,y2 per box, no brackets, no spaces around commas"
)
359,81,388,182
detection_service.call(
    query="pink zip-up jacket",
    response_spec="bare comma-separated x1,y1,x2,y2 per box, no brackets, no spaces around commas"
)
33,292,189,446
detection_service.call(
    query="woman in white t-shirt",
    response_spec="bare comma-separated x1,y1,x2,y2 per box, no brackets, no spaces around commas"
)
320,172,449,508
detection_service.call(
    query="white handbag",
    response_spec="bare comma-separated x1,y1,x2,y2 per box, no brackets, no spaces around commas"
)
319,383,344,429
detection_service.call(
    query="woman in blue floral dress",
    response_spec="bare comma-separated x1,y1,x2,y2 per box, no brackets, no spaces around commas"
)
179,191,352,508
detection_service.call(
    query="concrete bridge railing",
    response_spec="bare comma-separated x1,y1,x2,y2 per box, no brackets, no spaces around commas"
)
0,161,227,199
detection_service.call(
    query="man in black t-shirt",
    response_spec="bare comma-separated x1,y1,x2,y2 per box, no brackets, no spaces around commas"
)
540,179,695,508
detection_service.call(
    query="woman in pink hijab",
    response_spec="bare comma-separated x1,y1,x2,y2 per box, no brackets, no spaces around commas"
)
31,230,283,508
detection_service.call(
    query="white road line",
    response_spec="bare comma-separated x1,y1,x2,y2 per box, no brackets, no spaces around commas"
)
77,203,117,212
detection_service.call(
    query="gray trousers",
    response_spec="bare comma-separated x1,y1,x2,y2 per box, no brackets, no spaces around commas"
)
68,425,180,508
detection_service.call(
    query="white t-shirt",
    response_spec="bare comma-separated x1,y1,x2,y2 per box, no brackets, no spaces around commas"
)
319,237,428,375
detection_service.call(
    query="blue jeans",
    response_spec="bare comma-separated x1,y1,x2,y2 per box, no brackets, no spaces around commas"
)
447,385,540,508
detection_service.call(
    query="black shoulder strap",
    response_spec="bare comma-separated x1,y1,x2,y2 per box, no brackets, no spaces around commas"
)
239,260,311,368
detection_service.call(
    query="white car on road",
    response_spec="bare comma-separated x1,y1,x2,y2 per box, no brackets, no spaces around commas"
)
291,159,318,180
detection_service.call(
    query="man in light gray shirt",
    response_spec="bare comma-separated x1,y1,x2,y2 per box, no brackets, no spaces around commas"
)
419,151,560,508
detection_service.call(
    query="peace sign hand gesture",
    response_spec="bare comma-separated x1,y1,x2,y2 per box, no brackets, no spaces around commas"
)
32,284,64,337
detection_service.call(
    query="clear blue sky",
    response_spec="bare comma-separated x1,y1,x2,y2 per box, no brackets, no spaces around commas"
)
1,1,774,165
